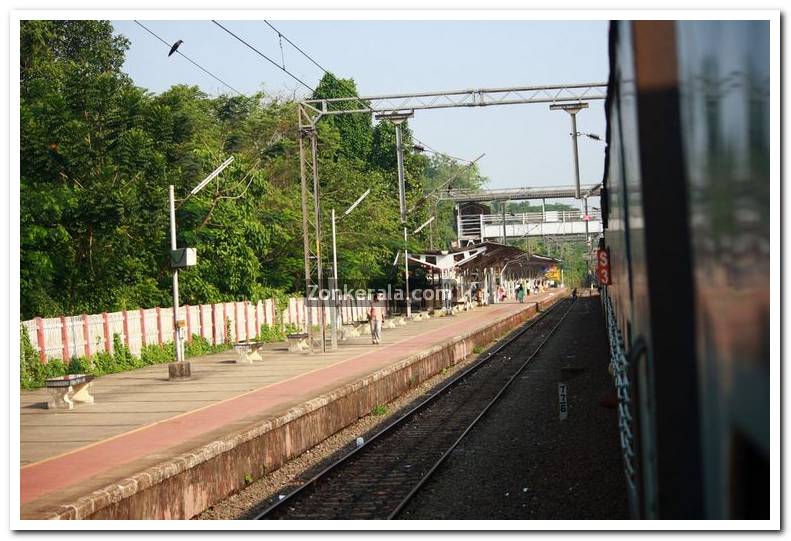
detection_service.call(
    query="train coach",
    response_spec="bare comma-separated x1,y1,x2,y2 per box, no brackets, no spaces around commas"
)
599,20,770,520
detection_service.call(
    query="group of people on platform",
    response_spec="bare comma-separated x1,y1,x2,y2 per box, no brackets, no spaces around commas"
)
365,277,556,345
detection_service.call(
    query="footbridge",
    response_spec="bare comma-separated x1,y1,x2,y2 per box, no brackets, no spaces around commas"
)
445,184,603,244
458,209,602,243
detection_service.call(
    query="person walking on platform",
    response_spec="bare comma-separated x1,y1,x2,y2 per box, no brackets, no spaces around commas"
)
368,293,385,345
516,283,525,303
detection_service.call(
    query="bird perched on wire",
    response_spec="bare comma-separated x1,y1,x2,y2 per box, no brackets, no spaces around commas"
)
168,39,183,57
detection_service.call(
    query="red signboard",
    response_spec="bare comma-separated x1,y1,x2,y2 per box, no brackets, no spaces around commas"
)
596,248,612,285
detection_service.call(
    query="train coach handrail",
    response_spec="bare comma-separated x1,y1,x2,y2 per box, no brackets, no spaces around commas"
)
602,287,639,518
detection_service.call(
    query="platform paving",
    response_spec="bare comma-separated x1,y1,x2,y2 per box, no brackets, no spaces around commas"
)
19,291,561,519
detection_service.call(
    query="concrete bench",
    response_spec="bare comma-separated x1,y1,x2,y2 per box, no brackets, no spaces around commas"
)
45,374,95,410
287,333,310,353
234,341,265,364
339,325,360,340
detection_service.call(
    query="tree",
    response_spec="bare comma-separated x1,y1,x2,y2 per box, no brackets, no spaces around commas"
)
20,20,496,320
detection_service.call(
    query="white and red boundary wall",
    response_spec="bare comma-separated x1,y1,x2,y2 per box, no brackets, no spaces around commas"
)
21,296,373,363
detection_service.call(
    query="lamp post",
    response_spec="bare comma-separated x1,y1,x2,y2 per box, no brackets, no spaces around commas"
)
169,156,234,365
411,216,437,312
330,188,371,350
550,102,589,199
375,110,415,316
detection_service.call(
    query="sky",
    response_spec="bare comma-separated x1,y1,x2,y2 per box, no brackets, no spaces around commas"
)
111,19,608,209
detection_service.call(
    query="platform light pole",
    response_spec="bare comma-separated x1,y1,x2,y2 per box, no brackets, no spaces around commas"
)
330,188,371,350
376,110,415,316
411,215,436,312
550,102,589,200
170,156,234,363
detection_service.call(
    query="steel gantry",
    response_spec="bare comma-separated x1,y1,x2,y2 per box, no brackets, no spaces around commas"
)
297,82,607,353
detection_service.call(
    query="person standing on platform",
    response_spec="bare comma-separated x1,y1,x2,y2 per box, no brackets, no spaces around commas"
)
368,293,385,345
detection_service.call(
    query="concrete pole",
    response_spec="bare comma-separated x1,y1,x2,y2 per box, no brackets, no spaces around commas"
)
310,132,326,353
542,198,546,245
330,209,338,351
404,226,411,317
395,123,407,223
570,111,581,199
502,201,507,245
584,196,590,240
455,203,461,244
169,185,184,363
298,132,315,346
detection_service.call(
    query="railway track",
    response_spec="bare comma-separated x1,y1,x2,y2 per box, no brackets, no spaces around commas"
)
255,296,576,520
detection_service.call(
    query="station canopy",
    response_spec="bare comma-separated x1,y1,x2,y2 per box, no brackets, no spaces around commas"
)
408,241,561,276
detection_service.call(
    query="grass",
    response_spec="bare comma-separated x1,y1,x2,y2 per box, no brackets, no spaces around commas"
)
473,346,485,355
371,404,389,416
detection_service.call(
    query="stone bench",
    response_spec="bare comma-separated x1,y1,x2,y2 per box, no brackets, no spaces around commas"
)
339,325,360,340
45,374,95,410
287,333,310,353
234,341,265,363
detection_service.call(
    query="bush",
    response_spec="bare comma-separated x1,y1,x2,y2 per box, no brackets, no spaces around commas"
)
67,356,90,375
20,325,46,389
113,334,142,370
91,350,113,376
256,324,284,343
185,334,230,357
284,322,301,335
19,330,233,391
44,359,67,379
141,342,175,365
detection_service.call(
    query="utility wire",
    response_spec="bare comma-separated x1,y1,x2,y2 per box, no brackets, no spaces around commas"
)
412,137,478,164
261,20,372,110
211,20,315,93
263,20,331,74
133,20,242,96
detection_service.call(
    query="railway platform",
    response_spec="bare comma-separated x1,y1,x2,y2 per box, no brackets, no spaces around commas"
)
19,290,563,520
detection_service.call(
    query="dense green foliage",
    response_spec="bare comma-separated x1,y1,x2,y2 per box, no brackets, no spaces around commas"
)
20,20,488,320
20,325,46,389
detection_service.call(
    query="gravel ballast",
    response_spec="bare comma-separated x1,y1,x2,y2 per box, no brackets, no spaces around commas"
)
195,311,530,520
398,295,629,520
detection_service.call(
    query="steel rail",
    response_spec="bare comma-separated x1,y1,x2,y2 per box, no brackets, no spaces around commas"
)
253,295,569,520
388,296,577,519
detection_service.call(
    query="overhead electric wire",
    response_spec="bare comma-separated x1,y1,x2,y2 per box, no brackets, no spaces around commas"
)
263,20,331,74
411,137,478,164
211,20,315,93
261,20,372,111
133,20,242,96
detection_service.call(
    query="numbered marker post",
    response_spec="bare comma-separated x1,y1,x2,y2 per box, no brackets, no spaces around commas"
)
558,382,568,420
